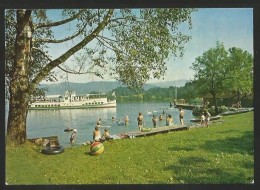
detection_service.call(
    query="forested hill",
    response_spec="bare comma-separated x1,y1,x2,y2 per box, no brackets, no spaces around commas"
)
39,79,187,95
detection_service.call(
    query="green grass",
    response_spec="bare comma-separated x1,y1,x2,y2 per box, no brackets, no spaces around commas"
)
6,112,254,184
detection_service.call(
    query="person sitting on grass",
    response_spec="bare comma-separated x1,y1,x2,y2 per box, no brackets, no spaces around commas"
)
93,126,101,142
102,128,110,138
102,128,112,141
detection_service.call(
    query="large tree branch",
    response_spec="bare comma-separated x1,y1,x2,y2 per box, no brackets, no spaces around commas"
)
30,9,114,88
35,21,89,43
32,47,97,75
56,65,96,75
34,9,85,29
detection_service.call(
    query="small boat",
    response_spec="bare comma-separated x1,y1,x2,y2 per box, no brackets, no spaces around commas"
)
64,128,74,132
190,115,222,122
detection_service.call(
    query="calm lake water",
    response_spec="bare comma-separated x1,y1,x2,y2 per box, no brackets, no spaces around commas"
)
5,102,193,147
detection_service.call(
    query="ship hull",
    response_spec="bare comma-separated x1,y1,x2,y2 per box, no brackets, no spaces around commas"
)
28,101,116,110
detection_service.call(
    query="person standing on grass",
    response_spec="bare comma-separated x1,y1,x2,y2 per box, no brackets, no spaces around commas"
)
205,111,211,127
70,129,77,144
152,114,157,127
200,112,206,127
137,112,144,131
179,107,185,125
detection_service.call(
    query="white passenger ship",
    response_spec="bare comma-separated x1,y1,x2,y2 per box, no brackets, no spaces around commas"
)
28,90,116,110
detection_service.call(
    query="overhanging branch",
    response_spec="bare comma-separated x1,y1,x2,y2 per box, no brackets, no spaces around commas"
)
35,9,85,29
30,9,114,88
35,21,89,44
32,47,97,75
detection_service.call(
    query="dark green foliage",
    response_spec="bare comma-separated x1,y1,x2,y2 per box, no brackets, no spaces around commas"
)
191,42,253,114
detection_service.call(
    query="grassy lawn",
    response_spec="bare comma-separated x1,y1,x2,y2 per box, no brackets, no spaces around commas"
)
6,112,254,184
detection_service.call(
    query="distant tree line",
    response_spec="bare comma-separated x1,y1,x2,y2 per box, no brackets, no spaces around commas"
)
107,80,253,108
107,82,199,102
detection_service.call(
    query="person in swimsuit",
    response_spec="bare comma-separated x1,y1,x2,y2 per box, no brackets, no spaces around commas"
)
179,108,185,125
124,115,129,125
205,111,211,127
166,114,173,126
102,128,110,138
137,112,144,131
96,118,101,127
152,114,157,127
93,126,101,142
70,129,77,144
201,112,206,126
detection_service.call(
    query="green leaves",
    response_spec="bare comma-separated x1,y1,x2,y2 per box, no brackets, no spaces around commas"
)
105,9,195,89
191,42,253,108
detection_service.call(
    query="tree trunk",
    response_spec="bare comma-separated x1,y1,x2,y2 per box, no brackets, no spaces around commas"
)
237,90,241,102
212,93,219,114
7,91,30,144
6,10,32,145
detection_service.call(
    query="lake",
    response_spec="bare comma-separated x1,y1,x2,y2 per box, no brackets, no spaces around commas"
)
5,101,193,147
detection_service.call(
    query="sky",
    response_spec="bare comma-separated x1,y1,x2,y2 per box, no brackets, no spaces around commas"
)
41,8,253,84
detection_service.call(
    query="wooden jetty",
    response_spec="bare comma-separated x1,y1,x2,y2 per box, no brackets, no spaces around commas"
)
126,125,188,138
123,119,225,139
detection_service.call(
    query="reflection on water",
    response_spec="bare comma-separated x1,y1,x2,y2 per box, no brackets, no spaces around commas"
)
5,102,193,147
